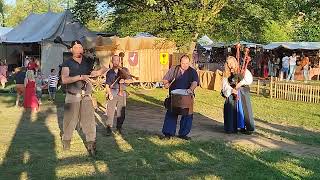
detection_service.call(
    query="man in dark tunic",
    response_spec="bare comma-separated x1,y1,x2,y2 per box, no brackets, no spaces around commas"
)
162,55,199,140
91,55,133,135
60,40,96,156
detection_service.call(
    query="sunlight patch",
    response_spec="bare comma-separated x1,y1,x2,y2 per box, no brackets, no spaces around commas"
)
167,150,199,164
19,171,28,180
56,161,109,178
23,151,30,164
148,136,187,147
188,174,221,180
114,133,134,152
94,112,103,125
275,159,314,179
199,148,216,159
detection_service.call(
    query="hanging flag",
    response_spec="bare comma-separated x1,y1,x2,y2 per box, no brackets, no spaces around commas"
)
128,52,138,66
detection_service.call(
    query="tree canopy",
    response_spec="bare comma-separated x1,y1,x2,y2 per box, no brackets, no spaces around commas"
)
2,0,319,50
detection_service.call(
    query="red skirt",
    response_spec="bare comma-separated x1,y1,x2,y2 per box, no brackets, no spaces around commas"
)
24,80,39,109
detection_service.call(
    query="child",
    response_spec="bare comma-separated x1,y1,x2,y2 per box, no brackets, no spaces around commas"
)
0,61,8,88
35,72,44,104
48,68,59,101
24,70,39,112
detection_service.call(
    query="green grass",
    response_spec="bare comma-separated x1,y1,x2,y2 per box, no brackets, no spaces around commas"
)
0,88,320,179
118,88,320,146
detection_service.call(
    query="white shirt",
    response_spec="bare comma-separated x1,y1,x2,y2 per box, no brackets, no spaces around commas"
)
48,74,58,88
282,56,289,68
24,59,30,67
289,56,297,66
222,69,253,98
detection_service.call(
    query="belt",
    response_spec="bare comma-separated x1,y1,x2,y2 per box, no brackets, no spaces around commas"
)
67,91,91,98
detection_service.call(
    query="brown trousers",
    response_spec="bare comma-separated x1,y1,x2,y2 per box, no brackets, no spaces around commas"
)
62,94,96,142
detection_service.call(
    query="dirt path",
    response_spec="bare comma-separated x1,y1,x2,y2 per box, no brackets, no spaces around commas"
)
94,103,320,158
53,102,320,158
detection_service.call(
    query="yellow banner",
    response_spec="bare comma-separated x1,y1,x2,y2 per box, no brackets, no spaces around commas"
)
160,53,169,65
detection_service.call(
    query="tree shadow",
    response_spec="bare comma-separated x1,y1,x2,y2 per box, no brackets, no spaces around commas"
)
0,108,57,179
255,118,320,146
130,91,164,107
84,127,320,179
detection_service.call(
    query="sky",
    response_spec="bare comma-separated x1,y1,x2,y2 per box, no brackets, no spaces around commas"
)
4,0,15,5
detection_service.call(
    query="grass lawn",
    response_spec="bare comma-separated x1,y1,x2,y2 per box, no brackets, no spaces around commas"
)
0,87,319,179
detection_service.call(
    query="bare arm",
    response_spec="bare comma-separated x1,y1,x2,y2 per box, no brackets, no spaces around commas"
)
189,81,198,91
90,66,109,77
61,67,81,84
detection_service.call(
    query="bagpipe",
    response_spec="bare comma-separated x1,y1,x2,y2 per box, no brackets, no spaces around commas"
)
225,44,252,100
53,36,100,92
109,52,139,97
53,36,100,70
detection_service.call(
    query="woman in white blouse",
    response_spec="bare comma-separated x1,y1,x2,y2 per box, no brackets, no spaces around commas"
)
222,56,255,134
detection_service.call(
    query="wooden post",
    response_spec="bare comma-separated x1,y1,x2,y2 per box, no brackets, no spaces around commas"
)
295,84,298,101
257,79,260,95
274,81,277,99
270,76,273,98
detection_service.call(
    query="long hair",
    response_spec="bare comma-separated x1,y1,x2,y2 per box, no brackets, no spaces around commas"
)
223,56,239,78
25,70,35,81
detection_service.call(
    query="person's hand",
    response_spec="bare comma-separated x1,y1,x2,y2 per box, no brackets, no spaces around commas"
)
80,75,90,81
119,79,125,84
235,83,241,90
232,89,237,95
108,93,113,100
90,71,100,77
186,89,193,95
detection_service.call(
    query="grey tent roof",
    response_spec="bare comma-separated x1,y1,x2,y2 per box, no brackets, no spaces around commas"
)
264,42,320,50
198,35,226,49
134,32,155,38
0,27,13,36
1,10,96,43
232,41,262,48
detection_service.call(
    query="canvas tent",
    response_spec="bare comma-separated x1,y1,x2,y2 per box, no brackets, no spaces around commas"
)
1,10,96,76
264,42,320,50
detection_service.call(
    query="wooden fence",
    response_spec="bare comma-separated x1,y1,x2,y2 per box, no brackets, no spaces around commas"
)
250,77,320,103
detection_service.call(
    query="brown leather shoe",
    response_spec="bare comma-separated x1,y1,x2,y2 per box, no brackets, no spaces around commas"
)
86,141,97,157
62,140,71,151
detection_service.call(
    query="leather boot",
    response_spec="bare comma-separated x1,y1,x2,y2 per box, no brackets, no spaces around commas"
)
86,141,97,157
62,140,71,151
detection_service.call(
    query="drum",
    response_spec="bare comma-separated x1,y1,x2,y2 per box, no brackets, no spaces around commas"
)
170,89,194,115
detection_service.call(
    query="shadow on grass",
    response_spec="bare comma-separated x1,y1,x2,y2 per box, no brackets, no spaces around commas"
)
84,92,319,178
255,118,320,146
1,91,320,179
0,108,57,179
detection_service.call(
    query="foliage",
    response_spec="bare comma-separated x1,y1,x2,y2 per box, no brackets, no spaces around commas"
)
104,0,228,51
4,0,66,27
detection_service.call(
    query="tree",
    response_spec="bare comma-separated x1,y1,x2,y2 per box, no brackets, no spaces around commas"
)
105,0,228,52
71,0,97,25
4,0,66,27
0,0,4,26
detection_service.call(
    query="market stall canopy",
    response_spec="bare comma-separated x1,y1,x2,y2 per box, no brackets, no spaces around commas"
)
232,41,263,48
198,35,226,49
264,42,320,50
1,10,96,43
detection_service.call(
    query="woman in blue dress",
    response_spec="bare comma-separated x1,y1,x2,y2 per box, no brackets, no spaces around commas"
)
222,56,255,134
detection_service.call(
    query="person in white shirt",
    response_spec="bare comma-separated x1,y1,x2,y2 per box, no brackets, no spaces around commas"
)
24,56,30,68
286,53,297,81
48,68,59,101
280,55,289,80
